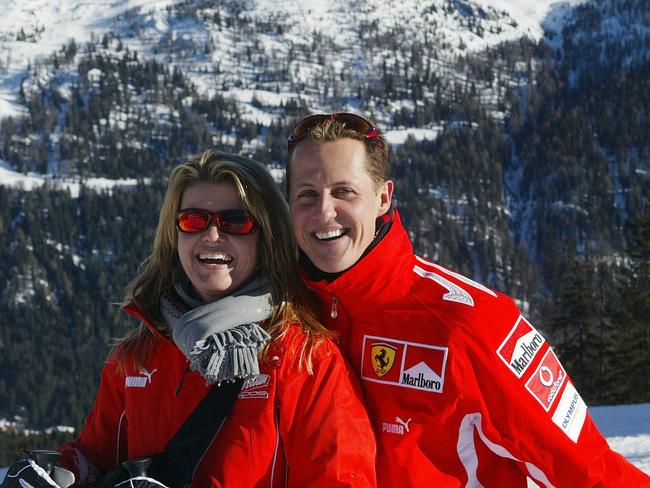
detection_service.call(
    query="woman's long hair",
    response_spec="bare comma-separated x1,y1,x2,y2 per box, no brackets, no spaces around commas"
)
114,149,330,371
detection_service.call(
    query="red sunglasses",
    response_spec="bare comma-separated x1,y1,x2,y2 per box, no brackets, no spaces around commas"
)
287,113,379,150
176,208,257,235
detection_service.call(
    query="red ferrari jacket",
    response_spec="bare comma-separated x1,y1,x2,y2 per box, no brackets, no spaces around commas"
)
304,209,649,487
58,306,377,487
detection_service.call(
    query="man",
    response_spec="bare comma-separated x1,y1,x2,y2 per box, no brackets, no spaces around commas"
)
286,112,650,486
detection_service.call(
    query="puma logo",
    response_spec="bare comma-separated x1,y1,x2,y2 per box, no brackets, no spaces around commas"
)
395,416,412,432
138,367,158,384
125,368,158,388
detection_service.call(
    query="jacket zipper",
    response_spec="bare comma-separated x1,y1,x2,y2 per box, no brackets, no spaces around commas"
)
175,366,190,396
330,296,338,319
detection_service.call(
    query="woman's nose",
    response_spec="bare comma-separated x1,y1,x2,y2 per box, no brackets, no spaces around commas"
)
201,222,225,242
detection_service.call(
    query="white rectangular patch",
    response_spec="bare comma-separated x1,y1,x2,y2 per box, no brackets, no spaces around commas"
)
497,316,546,378
239,373,270,399
551,381,587,443
361,335,448,393
125,376,147,388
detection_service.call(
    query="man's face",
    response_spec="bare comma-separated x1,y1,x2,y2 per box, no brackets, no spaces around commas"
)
289,138,393,273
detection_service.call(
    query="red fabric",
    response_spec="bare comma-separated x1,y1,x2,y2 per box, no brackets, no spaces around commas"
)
58,310,377,487
304,209,650,487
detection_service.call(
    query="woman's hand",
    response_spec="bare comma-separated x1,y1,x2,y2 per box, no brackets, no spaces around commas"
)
1,458,74,488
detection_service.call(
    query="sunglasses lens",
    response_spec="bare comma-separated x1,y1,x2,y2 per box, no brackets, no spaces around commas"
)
288,113,378,150
177,210,210,233
290,115,326,141
336,113,372,135
177,209,256,234
217,209,256,235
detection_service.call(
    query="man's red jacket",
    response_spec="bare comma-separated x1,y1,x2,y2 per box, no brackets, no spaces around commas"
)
304,209,649,487
58,306,377,487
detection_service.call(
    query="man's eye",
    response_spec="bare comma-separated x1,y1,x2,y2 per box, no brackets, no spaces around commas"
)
333,187,354,196
297,191,318,199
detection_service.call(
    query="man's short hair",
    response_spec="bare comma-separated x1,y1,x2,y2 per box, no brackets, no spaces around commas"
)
287,118,390,192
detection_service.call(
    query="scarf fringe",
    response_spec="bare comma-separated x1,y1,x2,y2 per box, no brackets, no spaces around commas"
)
188,322,271,385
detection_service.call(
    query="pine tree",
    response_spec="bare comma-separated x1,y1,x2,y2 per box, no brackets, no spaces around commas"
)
545,257,622,403
613,196,650,403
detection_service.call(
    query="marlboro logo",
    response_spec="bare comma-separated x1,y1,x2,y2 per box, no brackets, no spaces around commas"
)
361,336,448,393
497,316,546,378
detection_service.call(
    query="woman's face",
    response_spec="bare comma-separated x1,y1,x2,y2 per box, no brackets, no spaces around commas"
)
177,181,259,303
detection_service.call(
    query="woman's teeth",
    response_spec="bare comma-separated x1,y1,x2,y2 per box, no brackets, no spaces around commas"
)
315,229,345,240
198,252,232,264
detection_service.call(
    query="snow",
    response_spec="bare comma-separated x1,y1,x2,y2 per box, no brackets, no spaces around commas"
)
475,0,590,41
589,402,650,474
0,159,146,197
0,0,591,127
385,127,443,146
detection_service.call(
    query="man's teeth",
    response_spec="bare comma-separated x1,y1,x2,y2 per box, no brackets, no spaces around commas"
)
315,229,344,240
199,253,232,262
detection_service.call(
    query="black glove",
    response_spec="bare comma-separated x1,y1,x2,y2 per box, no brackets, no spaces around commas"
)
0,451,74,488
1,458,75,488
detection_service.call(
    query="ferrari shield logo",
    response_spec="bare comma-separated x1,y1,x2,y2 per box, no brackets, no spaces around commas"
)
371,343,397,377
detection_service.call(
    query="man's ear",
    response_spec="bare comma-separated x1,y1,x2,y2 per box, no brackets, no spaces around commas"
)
377,180,394,215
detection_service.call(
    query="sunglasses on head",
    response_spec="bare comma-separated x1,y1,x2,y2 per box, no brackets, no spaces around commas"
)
176,208,257,235
287,112,379,150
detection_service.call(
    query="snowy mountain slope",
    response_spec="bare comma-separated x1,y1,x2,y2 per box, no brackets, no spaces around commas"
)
0,0,579,126
0,0,539,190
0,160,143,196
0,0,171,118
2,0,645,182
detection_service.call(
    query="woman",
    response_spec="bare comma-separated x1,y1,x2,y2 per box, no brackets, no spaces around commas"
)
5,150,376,487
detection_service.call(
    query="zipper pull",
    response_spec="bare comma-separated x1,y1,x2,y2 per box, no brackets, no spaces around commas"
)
330,296,338,319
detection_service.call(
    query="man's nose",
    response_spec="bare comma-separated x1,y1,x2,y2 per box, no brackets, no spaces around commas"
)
316,194,337,221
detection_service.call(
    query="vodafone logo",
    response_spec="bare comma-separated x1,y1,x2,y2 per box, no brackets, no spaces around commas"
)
361,335,448,393
539,366,554,386
497,316,546,378
525,348,567,411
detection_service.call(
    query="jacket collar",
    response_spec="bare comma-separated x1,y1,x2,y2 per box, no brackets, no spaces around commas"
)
303,208,415,304
123,301,170,341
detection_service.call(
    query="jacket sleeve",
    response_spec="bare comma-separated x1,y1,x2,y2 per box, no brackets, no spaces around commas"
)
57,356,128,485
276,333,377,488
465,295,650,487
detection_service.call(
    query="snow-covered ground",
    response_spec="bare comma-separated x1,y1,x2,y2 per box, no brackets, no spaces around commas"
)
0,160,147,197
589,402,650,474
0,403,648,482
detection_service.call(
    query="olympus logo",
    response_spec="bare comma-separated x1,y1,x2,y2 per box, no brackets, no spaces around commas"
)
551,382,587,443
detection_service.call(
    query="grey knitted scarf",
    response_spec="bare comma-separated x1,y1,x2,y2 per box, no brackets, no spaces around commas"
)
160,278,273,384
